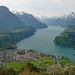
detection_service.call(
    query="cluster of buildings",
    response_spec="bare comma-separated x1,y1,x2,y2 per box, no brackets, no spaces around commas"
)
0,49,40,62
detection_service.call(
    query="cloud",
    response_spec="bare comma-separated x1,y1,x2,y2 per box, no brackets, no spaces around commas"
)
0,0,75,17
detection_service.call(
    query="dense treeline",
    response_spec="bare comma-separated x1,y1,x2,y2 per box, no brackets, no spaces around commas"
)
54,26,75,48
0,27,36,50
0,6,36,50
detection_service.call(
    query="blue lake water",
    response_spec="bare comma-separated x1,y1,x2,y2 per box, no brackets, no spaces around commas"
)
17,26,75,62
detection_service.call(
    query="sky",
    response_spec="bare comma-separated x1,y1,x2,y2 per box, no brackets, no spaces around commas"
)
0,0,75,17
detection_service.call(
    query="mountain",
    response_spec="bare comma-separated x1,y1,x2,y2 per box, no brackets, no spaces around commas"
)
53,12,75,48
0,6,27,29
15,12,48,29
0,6,36,49
40,12,75,27
54,26,75,48
65,12,75,26
41,17,65,26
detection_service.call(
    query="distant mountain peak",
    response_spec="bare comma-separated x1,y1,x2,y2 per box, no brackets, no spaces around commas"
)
15,11,33,17
0,6,9,12
0,6,27,29
67,12,75,18
70,12,75,15
15,11,48,29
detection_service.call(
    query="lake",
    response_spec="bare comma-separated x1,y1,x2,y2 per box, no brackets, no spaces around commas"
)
17,26,75,62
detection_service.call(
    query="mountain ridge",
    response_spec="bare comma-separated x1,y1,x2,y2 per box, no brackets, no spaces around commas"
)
40,12,75,27
0,6,26,29
0,6,36,49
15,11,48,29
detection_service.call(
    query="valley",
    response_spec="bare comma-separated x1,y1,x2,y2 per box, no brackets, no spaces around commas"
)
0,5,75,75
0,0,75,74
0,6,47,49
17,26,75,62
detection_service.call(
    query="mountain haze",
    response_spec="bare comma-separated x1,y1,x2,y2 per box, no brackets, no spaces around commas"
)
0,6,27,29
15,12,48,29
0,6,36,49
40,12,75,27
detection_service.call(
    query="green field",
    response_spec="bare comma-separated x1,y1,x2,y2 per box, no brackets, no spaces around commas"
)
41,57,54,65
6,61,41,71
61,58,75,67
5,57,75,71
6,62,27,71
5,57,54,71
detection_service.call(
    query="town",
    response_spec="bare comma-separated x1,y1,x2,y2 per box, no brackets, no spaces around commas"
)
0,49,54,63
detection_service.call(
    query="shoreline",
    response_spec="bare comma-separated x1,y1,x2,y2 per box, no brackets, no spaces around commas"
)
16,27,48,47
16,26,75,63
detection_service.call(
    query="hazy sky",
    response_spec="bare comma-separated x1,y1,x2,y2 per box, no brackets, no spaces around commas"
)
0,0,75,17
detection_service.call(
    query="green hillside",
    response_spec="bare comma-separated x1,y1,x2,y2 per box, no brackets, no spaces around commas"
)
54,26,75,48
0,6,36,49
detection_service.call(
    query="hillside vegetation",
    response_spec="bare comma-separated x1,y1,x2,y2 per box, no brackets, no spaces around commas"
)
0,49,74,75
0,27,35,49
0,6,36,49
0,61,75,75
54,26,75,48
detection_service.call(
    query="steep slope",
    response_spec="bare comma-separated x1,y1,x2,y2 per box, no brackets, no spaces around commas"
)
0,6,26,29
54,26,75,48
53,12,75,48
40,12,75,27
0,6,36,49
65,12,75,26
15,12,48,29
